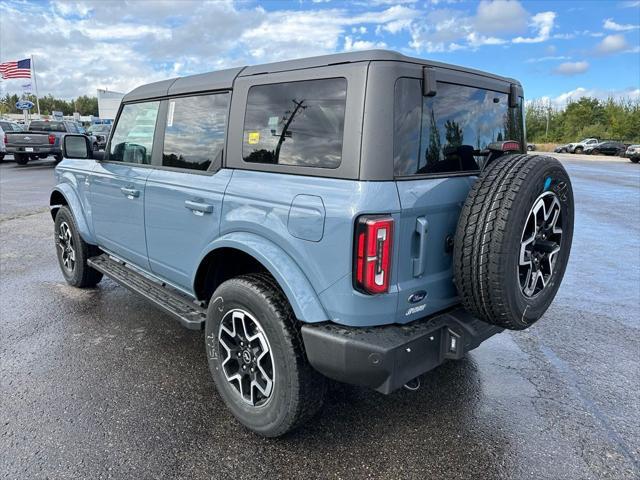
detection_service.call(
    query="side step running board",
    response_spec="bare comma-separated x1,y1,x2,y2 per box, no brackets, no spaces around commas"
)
87,254,206,330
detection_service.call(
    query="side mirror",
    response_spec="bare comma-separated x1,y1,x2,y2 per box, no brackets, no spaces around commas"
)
422,67,437,97
62,134,93,160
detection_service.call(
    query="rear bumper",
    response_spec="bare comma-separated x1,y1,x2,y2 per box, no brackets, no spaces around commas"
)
6,146,59,154
301,307,502,394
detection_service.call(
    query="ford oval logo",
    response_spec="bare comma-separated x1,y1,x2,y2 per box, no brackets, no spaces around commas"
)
408,290,427,304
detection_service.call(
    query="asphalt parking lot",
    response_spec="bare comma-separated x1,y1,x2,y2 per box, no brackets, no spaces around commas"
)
1,153,639,479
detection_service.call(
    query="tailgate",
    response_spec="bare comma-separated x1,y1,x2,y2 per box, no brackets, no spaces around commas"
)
394,177,475,323
6,132,50,146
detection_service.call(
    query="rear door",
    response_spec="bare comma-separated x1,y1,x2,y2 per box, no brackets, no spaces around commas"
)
91,100,161,270
144,92,232,291
392,74,524,323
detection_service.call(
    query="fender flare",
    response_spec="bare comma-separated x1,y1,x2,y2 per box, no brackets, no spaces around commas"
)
50,184,96,244
195,232,328,323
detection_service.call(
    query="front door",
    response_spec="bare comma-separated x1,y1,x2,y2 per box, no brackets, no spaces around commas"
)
144,93,231,291
91,100,161,270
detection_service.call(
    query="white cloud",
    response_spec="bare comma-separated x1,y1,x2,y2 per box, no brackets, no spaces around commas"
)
539,86,640,107
553,61,589,75
526,55,572,63
474,0,528,34
603,18,640,31
619,1,640,7
343,36,387,51
595,34,630,54
513,11,556,43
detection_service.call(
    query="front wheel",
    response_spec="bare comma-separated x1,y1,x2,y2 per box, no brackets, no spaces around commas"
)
54,206,103,288
631,158,640,164
574,147,583,154
205,274,326,437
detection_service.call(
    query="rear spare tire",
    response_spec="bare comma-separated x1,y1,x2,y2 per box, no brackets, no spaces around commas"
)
453,154,574,330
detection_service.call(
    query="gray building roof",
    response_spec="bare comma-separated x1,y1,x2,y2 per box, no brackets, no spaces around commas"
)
122,49,517,102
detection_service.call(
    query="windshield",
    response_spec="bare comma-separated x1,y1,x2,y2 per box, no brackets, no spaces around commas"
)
29,121,66,132
394,79,525,176
89,124,110,133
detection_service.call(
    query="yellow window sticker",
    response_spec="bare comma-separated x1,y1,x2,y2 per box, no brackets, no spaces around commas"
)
248,132,260,145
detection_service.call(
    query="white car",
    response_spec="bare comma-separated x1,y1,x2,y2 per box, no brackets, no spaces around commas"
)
568,138,599,154
0,126,6,161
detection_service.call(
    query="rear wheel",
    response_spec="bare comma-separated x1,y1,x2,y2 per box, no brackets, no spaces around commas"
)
14,153,28,165
591,149,600,155
54,206,103,288
205,273,326,437
454,154,574,330
54,153,63,163
0,153,4,162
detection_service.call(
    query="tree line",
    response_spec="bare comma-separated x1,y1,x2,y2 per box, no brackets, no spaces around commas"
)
526,97,640,144
0,93,98,116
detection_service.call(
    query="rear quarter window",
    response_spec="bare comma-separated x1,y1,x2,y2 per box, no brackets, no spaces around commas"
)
394,78,524,177
242,78,347,169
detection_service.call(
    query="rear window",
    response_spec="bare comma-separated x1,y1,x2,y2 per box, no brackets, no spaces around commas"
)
394,79,524,176
29,121,66,132
242,78,347,169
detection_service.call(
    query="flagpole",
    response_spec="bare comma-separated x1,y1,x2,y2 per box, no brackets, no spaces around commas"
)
30,54,41,116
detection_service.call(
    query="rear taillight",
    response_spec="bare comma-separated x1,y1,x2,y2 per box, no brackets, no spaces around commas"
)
502,141,520,151
354,215,394,295
48,134,55,145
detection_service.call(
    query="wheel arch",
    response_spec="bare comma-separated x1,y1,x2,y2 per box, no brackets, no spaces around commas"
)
193,232,328,323
49,185,96,244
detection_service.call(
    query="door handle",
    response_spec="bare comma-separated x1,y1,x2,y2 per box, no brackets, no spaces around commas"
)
120,187,140,198
412,217,428,277
185,200,214,214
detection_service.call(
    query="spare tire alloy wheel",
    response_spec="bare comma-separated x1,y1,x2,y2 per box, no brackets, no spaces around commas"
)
519,192,562,298
218,309,274,406
454,154,574,330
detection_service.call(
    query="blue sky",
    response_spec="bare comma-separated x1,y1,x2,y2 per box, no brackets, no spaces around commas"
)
0,0,638,106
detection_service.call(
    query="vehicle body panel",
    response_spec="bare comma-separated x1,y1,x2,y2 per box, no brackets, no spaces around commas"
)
145,168,233,290
90,162,151,270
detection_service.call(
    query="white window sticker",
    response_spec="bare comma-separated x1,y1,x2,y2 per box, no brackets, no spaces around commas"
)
167,101,176,127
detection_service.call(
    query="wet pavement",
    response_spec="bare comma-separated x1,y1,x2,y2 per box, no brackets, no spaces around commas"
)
1,156,639,479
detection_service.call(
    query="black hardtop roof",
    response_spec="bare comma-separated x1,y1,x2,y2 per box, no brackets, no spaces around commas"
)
123,49,519,102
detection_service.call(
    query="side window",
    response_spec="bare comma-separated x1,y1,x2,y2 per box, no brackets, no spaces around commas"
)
66,122,78,133
242,78,347,168
162,93,229,171
108,101,159,164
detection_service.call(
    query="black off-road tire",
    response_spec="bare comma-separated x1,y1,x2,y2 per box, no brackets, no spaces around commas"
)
453,154,574,330
205,273,326,437
14,153,29,165
54,206,103,288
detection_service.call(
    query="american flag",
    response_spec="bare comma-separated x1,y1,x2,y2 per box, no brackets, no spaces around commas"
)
0,58,31,79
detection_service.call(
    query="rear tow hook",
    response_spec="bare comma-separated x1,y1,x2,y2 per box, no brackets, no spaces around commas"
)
403,377,421,391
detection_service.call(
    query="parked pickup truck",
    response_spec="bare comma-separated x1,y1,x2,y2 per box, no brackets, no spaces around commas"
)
5,120,97,165
51,50,574,437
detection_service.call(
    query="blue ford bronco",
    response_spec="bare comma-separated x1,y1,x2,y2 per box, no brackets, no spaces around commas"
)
51,50,574,437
